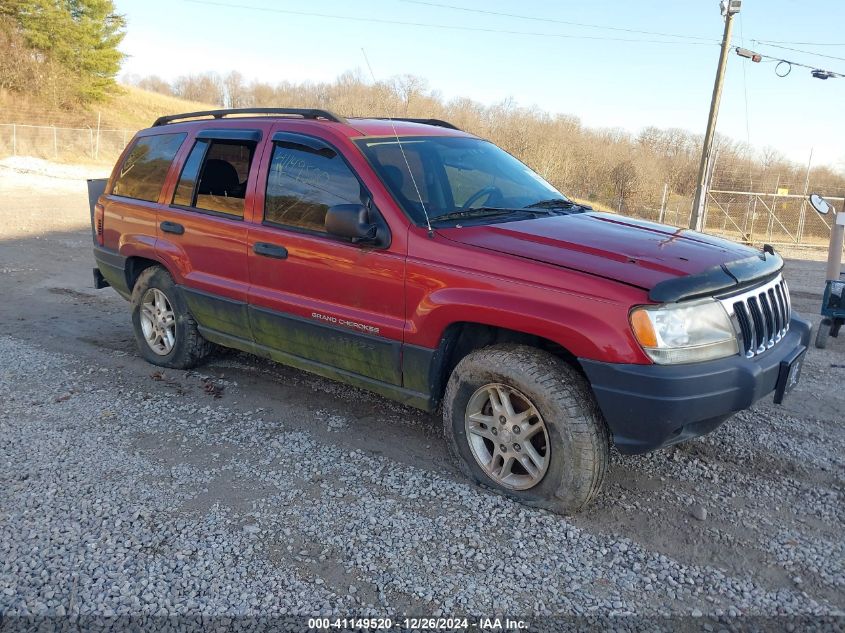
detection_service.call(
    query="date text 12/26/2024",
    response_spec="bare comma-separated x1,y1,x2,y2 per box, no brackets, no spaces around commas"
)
307,617,529,630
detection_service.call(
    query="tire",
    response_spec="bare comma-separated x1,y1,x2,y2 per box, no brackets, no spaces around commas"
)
442,344,609,514
130,266,213,369
815,318,831,349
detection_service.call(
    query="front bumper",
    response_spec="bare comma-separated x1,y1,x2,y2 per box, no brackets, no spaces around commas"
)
580,314,812,454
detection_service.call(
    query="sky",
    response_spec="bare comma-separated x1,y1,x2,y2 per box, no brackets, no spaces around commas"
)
116,0,845,171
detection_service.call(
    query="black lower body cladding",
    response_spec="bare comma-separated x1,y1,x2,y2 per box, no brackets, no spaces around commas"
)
93,246,131,298
580,315,812,454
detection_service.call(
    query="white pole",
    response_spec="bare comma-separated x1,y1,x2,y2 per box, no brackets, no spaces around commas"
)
826,207,844,282
53,126,58,158
658,183,669,224
798,148,813,241
95,112,101,161
12,124,16,156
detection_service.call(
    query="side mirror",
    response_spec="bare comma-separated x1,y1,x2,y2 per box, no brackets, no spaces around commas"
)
325,204,377,243
809,193,833,215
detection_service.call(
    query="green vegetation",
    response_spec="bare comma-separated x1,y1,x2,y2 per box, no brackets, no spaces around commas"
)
0,0,125,106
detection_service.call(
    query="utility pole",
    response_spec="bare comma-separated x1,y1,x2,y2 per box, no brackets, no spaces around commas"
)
690,0,741,232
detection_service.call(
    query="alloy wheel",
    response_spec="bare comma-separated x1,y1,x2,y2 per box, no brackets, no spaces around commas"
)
139,288,176,356
464,383,550,490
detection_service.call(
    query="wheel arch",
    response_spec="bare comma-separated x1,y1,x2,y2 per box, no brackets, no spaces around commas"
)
413,321,584,411
124,255,168,293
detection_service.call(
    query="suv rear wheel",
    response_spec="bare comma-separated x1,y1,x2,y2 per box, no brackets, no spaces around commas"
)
443,344,608,514
130,266,212,369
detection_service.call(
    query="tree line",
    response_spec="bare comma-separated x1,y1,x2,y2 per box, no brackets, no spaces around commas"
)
127,69,844,215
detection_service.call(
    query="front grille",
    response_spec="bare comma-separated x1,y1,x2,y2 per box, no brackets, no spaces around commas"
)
717,275,791,358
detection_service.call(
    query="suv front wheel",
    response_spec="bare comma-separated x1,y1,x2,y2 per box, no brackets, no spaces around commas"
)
130,266,212,369
443,344,608,514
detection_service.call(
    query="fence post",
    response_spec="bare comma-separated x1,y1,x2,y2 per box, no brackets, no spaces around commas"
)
798,148,813,242
53,126,58,159
94,112,101,161
749,195,758,243
12,124,16,156
742,197,751,241
658,183,668,224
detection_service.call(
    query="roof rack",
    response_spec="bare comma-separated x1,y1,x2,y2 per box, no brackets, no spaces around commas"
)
152,108,347,127
370,117,461,131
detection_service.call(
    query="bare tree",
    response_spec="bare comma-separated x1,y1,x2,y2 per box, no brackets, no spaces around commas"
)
136,75,173,96
391,74,429,116
224,71,245,108
172,73,224,105
610,159,640,212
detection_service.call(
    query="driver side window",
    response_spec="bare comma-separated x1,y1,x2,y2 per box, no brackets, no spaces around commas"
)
263,143,364,233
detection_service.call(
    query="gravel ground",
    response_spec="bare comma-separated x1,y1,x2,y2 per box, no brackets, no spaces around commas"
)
0,161,843,629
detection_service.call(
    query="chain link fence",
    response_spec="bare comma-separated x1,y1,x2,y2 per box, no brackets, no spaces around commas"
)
703,190,845,249
0,123,133,164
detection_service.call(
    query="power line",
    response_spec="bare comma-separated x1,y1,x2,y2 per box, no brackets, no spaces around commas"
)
399,0,716,42
753,41,845,63
738,47,845,79
183,0,720,45
753,39,845,46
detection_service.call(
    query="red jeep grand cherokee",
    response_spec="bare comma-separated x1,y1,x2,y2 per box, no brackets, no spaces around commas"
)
90,108,811,513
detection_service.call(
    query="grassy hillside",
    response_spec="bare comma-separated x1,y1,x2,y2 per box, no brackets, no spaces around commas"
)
0,85,216,164
0,85,214,130
104,86,215,129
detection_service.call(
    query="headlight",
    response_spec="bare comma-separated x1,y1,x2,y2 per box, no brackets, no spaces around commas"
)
630,299,738,364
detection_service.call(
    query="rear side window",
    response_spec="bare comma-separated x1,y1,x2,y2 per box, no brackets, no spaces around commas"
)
112,133,186,202
172,139,256,218
264,144,364,232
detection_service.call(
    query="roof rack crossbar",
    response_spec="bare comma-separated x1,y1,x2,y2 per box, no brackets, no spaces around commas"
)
371,117,460,130
152,108,347,127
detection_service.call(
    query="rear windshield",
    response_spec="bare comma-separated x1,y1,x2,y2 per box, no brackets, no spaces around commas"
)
356,136,564,224
112,133,186,202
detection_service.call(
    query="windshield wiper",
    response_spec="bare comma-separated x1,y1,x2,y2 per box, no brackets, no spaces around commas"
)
431,207,553,224
525,198,591,211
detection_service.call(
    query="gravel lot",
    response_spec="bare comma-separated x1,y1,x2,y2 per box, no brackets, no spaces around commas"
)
0,158,843,628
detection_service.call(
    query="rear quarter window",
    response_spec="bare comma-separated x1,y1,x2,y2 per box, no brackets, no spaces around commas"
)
112,133,187,202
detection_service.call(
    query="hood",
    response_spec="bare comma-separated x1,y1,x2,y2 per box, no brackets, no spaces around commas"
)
437,211,760,290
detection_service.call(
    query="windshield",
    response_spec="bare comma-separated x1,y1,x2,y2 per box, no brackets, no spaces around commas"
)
356,136,569,224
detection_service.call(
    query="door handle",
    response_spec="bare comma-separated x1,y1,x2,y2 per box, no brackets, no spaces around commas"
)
160,221,184,235
253,242,288,259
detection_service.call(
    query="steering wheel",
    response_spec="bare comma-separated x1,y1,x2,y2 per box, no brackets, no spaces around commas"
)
461,186,502,210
